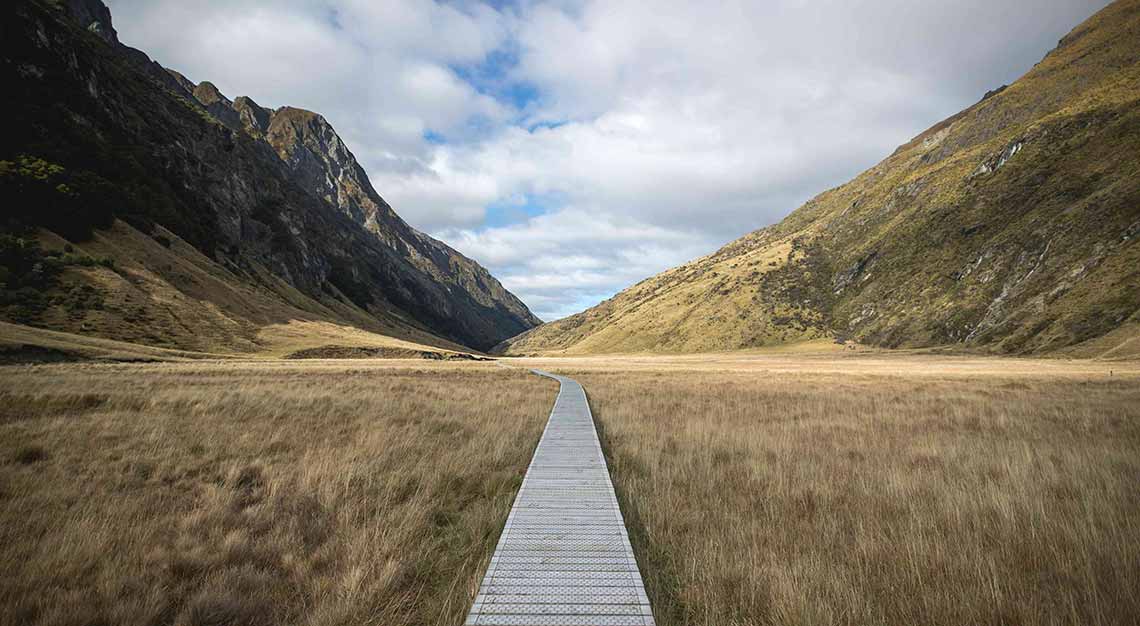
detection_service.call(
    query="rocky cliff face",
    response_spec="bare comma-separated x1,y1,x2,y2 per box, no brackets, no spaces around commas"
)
261,107,538,321
1,0,538,351
500,0,1140,357
169,81,540,332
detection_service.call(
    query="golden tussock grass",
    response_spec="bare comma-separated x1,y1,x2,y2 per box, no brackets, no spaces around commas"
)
2,351,1138,625
0,360,554,626
552,359,1140,625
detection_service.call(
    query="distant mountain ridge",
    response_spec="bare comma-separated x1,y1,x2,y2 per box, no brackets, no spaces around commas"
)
2,0,539,352
499,0,1140,357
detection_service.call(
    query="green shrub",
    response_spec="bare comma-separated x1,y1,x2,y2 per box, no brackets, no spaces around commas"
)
0,236,60,291
0,156,119,242
0,235,113,322
58,253,115,269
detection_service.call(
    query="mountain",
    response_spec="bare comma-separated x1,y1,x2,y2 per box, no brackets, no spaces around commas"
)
0,0,539,353
498,0,1140,358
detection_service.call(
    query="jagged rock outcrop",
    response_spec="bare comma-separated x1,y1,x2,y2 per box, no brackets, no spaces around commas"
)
2,0,539,351
499,0,1140,356
65,0,116,44
190,81,243,131
233,96,271,138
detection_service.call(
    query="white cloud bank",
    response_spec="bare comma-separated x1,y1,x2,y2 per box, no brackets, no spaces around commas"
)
106,0,1110,320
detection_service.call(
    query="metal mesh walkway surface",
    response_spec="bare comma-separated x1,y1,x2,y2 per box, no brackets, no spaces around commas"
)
466,370,655,626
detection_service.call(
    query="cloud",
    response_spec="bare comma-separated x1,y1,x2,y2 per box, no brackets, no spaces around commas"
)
104,0,1112,321
104,0,509,149
437,207,718,319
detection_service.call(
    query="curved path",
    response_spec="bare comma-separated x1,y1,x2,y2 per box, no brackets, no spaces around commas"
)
465,370,656,625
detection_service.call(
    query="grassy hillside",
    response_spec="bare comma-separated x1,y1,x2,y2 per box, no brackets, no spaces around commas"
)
0,218,472,356
500,0,1140,356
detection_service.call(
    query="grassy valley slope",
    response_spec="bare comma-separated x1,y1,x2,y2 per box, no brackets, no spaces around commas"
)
499,0,1140,357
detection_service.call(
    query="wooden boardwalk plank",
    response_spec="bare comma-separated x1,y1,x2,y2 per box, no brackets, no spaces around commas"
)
466,371,655,626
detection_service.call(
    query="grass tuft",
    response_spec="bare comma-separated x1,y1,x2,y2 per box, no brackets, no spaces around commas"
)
13,444,47,464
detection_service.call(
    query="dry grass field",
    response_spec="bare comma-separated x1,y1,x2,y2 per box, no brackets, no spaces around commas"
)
521,354,1140,625
0,360,554,626
2,350,1138,626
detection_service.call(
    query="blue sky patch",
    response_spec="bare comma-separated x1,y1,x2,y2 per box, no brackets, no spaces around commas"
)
450,42,542,113
526,119,568,132
483,192,563,228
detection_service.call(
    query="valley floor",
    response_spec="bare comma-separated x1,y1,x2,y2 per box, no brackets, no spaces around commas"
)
1,350,1137,625
521,353,1140,625
0,360,554,626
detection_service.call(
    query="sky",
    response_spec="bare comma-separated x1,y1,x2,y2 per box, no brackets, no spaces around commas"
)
105,0,1111,321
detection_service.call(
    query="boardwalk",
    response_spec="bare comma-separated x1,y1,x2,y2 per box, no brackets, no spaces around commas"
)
466,371,655,626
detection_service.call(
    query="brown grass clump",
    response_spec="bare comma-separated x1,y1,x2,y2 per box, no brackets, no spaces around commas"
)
565,365,1140,625
0,360,554,626
12,444,48,465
